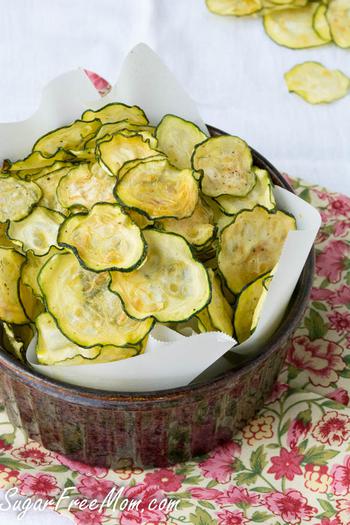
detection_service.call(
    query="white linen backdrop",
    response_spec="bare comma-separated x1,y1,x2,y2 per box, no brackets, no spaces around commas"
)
0,0,348,523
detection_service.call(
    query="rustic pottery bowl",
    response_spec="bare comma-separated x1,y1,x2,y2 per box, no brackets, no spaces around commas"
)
0,125,314,468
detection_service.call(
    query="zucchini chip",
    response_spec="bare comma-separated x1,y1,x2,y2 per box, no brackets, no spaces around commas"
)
197,309,216,333
7,149,73,172
157,197,215,248
109,230,211,322
82,103,149,125
0,223,16,249
16,161,69,182
21,246,62,298
85,120,156,149
38,252,153,347
0,177,41,223
19,280,44,321
285,62,350,104
56,163,116,210
0,248,28,324
264,4,328,48
35,313,140,365
313,4,331,41
234,271,271,342
206,0,262,16
118,155,165,180
192,136,255,198
215,168,276,215
326,0,350,48
36,166,72,214
206,269,233,336
33,119,101,156
156,114,207,169
97,133,158,176
2,323,28,362
218,206,296,293
115,158,198,220
126,209,154,229
8,207,64,256
58,203,147,272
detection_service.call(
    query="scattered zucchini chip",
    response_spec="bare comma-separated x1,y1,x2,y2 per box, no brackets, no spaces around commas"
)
21,246,62,298
313,4,331,41
85,120,156,149
218,206,296,293
8,207,65,256
117,155,165,180
206,269,233,336
115,158,199,220
215,168,275,215
109,230,211,322
7,149,73,172
192,136,255,198
206,0,262,16
326,0,350,48
285,62,350,104
119,129,158,150
56,163,116,210
82,103,149,125
157,197,215,247
16,161,69,182
264,4,328,48
97,133,158,176
33,119,101,156
234,270,271,342
156,114,207,169
38,252,153,347
0,177,42,223
36,166,72,214
19,280,44,321
0,248,28,324
58,203,147,272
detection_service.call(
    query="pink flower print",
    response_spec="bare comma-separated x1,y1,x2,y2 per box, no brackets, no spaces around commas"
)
76,476,116,502
265,490,317,524
144,468,184,491
199,442,241,483
312,411,350,446
18,473,60,497
316,240,349,283
331,456,350,496
267,448,303,481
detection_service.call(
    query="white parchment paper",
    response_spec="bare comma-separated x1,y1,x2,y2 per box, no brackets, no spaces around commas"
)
0,44,321,391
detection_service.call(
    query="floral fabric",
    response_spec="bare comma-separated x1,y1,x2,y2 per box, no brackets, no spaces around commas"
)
0,75,349,524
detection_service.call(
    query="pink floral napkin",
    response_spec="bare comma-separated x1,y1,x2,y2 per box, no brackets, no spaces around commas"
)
0,73,349,525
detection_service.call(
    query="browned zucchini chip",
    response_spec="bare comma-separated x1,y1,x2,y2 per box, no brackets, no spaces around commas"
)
192,135,255,198
109,230,211,322
0,177,41,223
7,207,65,256
115,158,198,220
218,206,296,293
38,252,153,347
58,203,147,272
0,248,28,324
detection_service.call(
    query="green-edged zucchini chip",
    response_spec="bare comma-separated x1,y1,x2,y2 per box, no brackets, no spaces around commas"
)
67,148,95,161
109,229,211,322
0,177,41,223
326,0,350,47
36,166,72,214
16,161,69,182
35,313,141,365
56,163,116,210
2,322,28,362
0,248,28,324
19,280,44,321
197,309,215,333
206,0,262,15
192,136,255,198
97,133,158,176
82,103,149,125
0,223,16,249
218,206,296,293
264,4,328,48
38,252,153,347
118,155,165,180
234,271,271,343
58,203,146,272
85,120,156,149
157,197,215,247
7,149,73,172
118,129,158,150
115,158,198,220
313,4,331,41
126,209,154,229
8,207,65,256
285,62,350,104
21,246,62,298
207,269,233,336
215,168,275,215
156,114,207,169
33,119,101,156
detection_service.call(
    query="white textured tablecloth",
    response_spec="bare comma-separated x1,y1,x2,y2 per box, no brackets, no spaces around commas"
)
0,0,348,523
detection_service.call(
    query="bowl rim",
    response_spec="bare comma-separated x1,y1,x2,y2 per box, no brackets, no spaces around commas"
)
0,125,315,407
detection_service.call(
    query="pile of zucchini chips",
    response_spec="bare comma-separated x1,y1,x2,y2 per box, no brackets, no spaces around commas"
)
0,103,296,368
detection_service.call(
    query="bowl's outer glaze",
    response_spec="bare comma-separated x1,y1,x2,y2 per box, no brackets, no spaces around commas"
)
0,126,315,468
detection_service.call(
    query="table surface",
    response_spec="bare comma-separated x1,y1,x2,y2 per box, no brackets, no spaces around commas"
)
0,1,349,523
